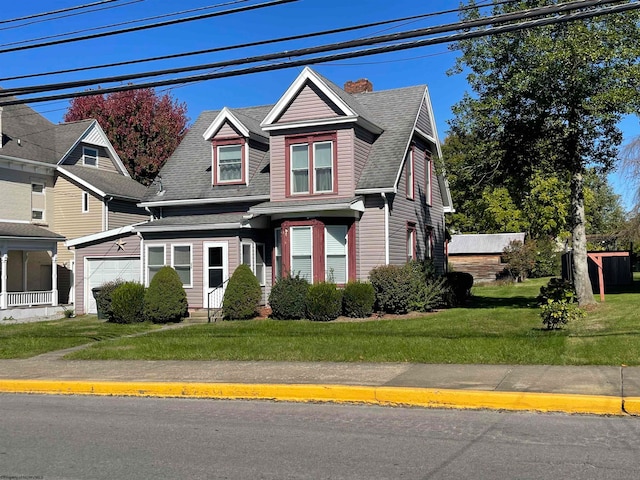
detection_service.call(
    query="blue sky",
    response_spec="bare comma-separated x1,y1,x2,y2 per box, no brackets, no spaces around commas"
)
2,0,637,209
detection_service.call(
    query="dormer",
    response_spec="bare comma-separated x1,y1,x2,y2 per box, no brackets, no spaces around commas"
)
260,67,382,135
203,107,268,186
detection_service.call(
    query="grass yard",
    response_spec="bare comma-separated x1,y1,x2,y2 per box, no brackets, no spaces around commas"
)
0,317,159,359
65,276,640,365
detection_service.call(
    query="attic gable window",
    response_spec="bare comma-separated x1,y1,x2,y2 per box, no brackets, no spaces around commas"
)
286,133,337,196
83,146,98,167
212,139,246,185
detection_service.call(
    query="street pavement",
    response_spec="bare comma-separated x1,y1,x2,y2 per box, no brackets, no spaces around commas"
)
1,342,639,415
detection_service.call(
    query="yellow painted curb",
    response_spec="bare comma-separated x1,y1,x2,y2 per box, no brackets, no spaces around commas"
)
0,380,625,415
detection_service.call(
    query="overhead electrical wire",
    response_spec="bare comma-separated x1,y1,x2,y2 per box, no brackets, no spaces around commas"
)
0,0,298,55
0,0,145,33
0,0,250,47
1,0,636,106
0,0,516,83
0,0,625,98
0,0,125,24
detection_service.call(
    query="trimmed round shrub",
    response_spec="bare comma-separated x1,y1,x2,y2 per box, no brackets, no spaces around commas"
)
268,274,309,320
342,281,375,318
369,264,412,314
111,281,146,324
306,282,343,322
143,266,188,323
223,264,262,320
96,279,125,322
444,271,474,305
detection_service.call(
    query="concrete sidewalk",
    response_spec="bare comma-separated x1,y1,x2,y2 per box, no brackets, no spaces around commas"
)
1,348,640,415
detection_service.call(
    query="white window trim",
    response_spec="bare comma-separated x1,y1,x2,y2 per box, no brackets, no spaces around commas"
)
406,149,414,199
324,225,347,284
407,227,416,261
216,144,243,184
171,243,193,288
145,244,166,286
425,152,432,206
82,191,90,213
274,228,282,280
31,208,45,222
313,141,334,193
83,146,99,168
290,143,310,195
290,225,313,281
31,182,45,195
241,241,266,287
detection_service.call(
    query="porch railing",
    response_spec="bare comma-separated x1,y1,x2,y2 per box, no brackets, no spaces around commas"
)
207,279,229,323
7,290,53,307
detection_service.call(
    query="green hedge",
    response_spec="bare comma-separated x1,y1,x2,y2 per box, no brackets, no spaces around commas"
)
268,274,309,320
306,282,343,322
342,281,375,318
111,282,146,324
223,264,262,320
96,279,125,322
143,266,188,323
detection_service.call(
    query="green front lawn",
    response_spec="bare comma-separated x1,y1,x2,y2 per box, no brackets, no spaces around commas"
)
0,317,159,359
65,277,640,365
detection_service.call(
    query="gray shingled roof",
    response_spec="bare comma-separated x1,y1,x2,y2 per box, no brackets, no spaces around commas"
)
150,70,431,200
0,222,65,240
136,213,246,231
60,165,148,201
448,233,526,255
354,85,427,190
143,105,272,202
55,120,94,158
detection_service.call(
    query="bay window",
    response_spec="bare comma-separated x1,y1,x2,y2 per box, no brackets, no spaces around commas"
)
290,226,313,281
325,225,347,283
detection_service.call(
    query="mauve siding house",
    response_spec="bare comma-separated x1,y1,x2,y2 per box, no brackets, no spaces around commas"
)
68,67,453,315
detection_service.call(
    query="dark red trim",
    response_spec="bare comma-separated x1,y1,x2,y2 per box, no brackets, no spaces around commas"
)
406,145,415,200
406,222,417,261
348,221,356,282
425,150,433,206
212,137,246,186
285,132,338,197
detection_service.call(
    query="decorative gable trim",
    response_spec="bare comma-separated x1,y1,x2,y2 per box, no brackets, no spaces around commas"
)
203,107,251,141
261,67,357,128
58,121,129,176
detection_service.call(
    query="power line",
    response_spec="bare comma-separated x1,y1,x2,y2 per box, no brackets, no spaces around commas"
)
0,0,298,55
0,0,513,83
0,0,623,98
0,0,145,33
0,0,125,24
1,0,636,106
0,1,250,47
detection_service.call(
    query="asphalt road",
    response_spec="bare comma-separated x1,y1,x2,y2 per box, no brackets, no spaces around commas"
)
1,394,640,479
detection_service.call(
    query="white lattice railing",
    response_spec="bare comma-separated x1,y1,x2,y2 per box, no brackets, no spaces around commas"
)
7,291,53,307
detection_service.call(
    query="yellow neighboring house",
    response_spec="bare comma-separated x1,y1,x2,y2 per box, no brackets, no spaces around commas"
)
0,97,148,319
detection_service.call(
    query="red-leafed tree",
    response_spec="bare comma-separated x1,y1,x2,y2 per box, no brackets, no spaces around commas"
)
64,88,189,185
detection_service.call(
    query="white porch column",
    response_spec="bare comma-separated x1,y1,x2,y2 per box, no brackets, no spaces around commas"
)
22,251,29,291
0,250,7,310
51,252,58,307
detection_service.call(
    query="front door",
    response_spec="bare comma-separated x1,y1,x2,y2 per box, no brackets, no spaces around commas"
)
203,242,228,309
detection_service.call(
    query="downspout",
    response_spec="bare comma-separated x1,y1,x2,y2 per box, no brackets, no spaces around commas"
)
104,196,113,231
381,192,389,265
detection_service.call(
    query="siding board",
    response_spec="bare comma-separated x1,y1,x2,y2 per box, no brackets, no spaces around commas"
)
357,195,386,279
62,143,119,173
277,82,343,123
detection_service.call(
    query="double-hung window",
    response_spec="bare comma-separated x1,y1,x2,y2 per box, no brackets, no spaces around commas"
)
274,228,282,280
217,144,243,183
406,149,414,200
407,224,416,261
83,146,98,167
325,225,347,284
241,241,266,286
172,245,192,287
290,226,313,281
288,134,335,195
425,151,432,205
147,245,165,285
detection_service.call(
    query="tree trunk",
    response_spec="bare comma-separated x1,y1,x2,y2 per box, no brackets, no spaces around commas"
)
570,170,596,306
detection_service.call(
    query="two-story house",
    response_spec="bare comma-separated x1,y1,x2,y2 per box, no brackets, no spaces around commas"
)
68,67,453,315
0,96,148,318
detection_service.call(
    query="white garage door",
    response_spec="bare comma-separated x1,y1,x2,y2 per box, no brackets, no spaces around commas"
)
85,257,140,314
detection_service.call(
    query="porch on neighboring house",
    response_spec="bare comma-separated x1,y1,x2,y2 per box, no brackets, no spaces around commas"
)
0,222,65,317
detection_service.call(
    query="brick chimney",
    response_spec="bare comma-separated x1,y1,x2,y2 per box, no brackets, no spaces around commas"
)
344,78,373,94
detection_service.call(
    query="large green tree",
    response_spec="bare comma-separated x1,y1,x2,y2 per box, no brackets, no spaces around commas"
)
448,1,640,305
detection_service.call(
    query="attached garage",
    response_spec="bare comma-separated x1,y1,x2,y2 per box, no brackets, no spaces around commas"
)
84,257,140,314
66,227,143,315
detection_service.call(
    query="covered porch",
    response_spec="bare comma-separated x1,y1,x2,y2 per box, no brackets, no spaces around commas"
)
0,222,65,311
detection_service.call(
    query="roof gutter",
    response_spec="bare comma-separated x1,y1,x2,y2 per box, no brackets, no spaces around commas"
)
138,195,270,208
